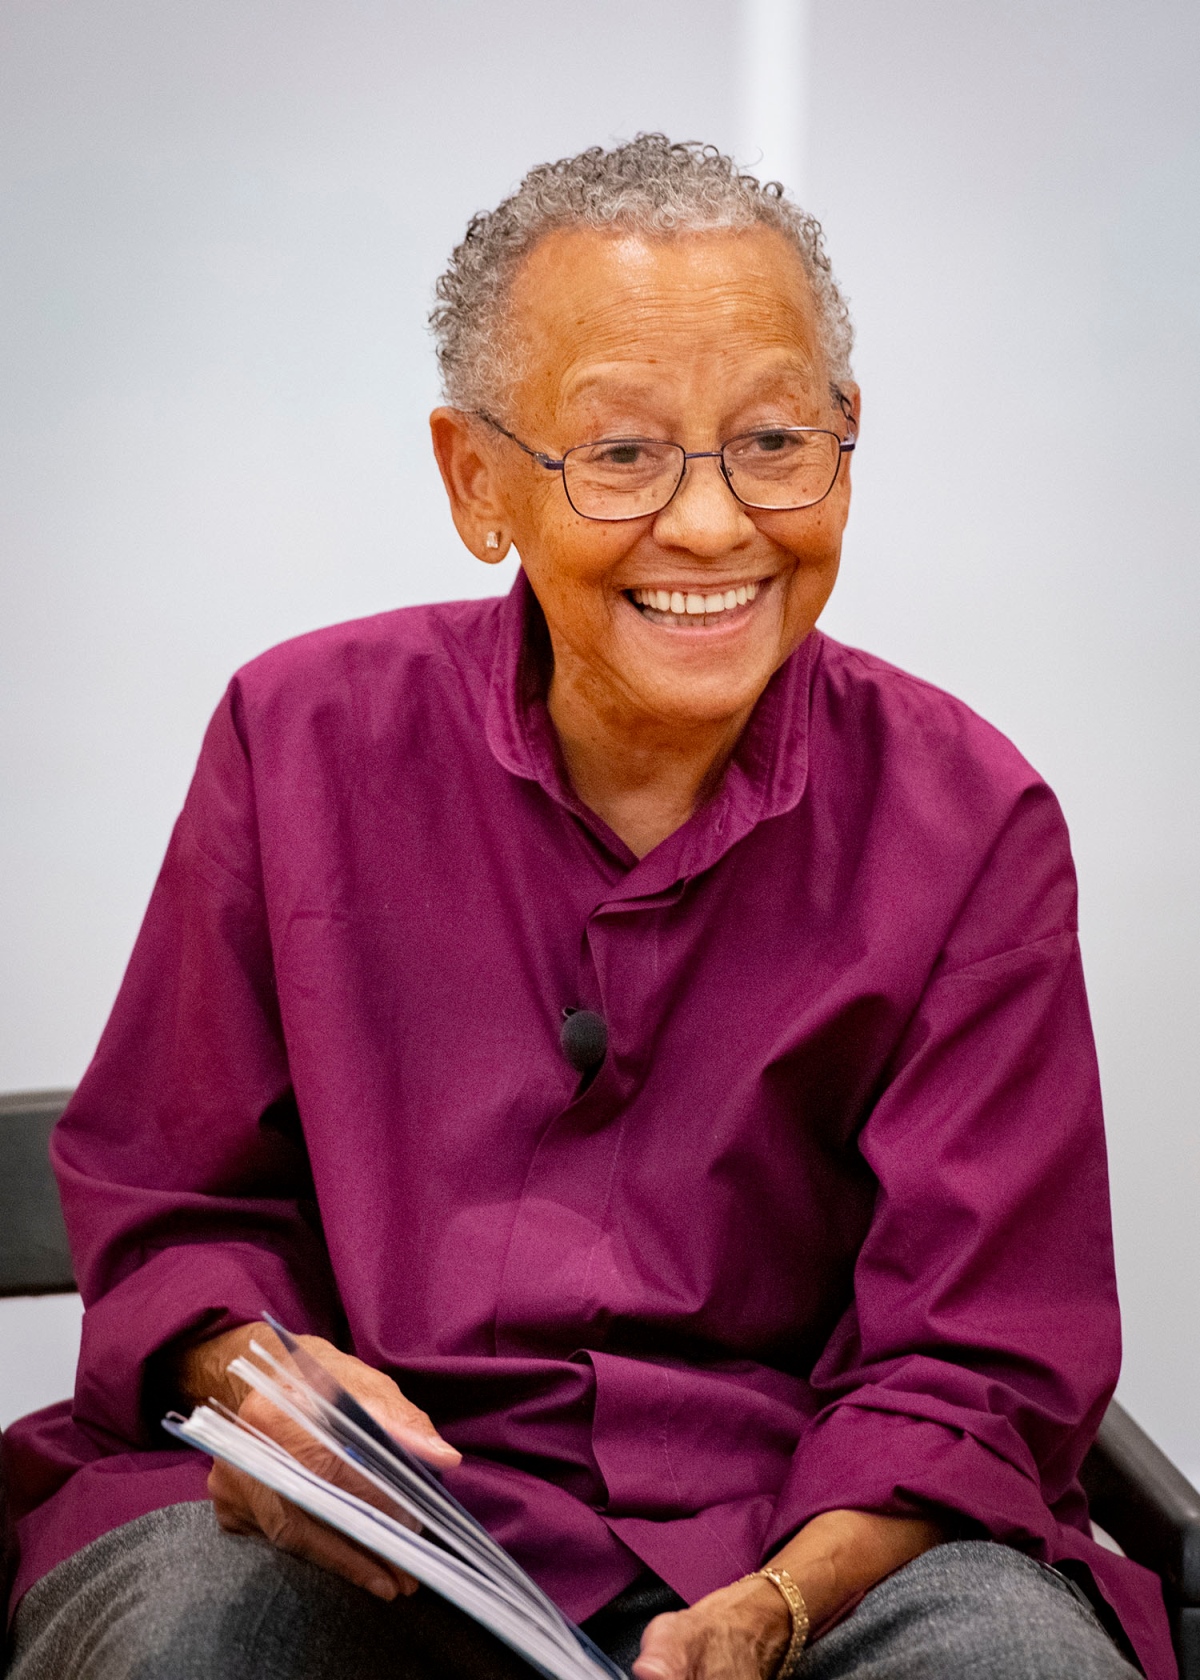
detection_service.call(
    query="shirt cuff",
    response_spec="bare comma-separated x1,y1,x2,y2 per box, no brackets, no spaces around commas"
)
765,1399,1061,1557
73,1241,342,1448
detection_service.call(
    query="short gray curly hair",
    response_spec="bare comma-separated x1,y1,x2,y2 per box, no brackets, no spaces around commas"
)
430,133,853,414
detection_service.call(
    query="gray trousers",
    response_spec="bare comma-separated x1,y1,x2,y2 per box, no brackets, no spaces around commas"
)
7,1501,1141,1679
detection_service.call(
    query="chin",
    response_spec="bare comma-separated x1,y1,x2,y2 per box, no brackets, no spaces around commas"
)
634,669,770,727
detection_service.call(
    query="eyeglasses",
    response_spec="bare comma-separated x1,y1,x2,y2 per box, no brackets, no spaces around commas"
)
477,413,855,522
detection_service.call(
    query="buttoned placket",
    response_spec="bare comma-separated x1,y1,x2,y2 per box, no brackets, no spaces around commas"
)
482,574,816,1358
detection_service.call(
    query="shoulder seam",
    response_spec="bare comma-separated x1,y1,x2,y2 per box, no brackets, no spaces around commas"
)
933,928,1078,985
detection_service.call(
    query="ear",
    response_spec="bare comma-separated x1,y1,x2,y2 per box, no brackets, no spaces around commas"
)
429,408,513,563
834,382,861,438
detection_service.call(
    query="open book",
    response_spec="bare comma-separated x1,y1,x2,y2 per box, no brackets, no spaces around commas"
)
164,1318,625,1680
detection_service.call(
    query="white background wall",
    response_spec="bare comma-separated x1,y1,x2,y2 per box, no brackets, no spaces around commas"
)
2,1,1197,1487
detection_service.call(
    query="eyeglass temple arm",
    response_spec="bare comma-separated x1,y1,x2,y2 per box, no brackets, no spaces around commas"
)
474,412,564,470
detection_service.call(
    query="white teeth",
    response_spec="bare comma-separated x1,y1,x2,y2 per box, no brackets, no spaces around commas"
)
631,581,762,621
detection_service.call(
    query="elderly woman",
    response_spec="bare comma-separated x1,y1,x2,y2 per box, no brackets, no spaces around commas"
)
4,137,1173,1680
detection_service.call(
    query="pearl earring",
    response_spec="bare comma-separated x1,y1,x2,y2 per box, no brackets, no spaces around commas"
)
485,531,500,551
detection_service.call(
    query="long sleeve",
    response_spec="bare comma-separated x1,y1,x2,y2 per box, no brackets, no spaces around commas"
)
53,681,344,1450
764,782,1147,1615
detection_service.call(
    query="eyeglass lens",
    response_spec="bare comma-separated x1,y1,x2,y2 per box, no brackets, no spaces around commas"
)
562,430,843,519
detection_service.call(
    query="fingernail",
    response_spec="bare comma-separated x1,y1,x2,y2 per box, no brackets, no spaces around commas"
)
368,1575,399,1600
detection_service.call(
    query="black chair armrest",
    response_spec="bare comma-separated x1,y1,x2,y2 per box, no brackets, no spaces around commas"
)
1081,1398,1200,1676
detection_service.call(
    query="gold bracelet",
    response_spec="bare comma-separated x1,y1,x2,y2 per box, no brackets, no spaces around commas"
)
742,1565,810,1679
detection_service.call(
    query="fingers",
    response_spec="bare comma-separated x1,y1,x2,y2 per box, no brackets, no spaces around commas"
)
632,1611,690,1679
210,1464,418,1601
204,1336,458,1604
233,1386,444,1518
632,1593,780,1680
295,1337,462,1468
262,1497,417,1601
365,1388,461,1468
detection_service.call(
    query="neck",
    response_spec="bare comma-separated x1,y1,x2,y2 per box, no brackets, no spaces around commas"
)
547,657,754,859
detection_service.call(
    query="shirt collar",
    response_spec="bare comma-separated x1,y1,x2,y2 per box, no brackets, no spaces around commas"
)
485,569,815,892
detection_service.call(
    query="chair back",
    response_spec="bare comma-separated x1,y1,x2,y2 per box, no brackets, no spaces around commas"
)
0,1089,76,1297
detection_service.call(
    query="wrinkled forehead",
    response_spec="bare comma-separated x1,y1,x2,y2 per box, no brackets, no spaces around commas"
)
505,224,826,418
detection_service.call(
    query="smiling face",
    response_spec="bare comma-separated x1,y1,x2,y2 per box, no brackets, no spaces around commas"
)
437,223,857,744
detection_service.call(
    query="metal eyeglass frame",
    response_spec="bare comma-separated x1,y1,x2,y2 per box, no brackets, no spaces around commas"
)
475,412,856,522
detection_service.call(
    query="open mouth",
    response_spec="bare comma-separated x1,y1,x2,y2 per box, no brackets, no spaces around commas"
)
626,581,761,628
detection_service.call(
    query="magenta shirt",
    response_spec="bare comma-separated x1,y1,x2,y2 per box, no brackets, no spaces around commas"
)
4,575,1171,1676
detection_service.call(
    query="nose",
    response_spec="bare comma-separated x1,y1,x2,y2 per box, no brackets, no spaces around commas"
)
651,453,756,558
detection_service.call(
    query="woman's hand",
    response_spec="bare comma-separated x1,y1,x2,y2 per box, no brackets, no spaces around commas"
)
632,1509,945,1680
633,1574,791,1680
173,1322,461,1601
